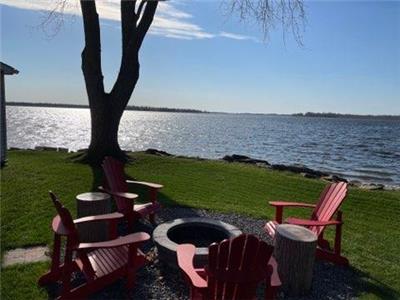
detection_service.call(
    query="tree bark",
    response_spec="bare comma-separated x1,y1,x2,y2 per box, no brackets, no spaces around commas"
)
274,224,317,296
76,192,112,242
87,94,127,163
78,0,158,165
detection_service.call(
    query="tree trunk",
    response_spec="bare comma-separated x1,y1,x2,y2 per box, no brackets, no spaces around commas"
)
87,109,121,163
86,93,131,164
78,0,157,165
273,224,317,296
76,192,112,242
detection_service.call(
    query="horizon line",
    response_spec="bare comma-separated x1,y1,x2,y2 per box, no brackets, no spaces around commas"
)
6,101,400,118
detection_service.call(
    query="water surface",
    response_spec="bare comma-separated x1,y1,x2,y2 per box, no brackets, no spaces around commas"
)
7,106,400,186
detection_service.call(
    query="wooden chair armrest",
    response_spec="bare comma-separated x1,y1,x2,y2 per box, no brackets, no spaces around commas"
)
286,217,342,227
98,186,138,200
269,201,316,224
77,232,150,250
268,257,282,288
177,244,208,289
126,180,163,190
74,212,124,224
269,201,316,208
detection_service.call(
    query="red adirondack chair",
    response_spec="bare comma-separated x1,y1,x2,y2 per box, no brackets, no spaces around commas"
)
38,192,150,299
177,234,281,300
264,181,349,265
100,156,163,229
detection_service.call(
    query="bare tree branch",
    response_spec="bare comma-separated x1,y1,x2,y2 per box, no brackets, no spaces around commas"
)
136,0,159,50
110,1,159,111
36,0,73,39
80,0,105,102
136,0,147,19
223,0,306,45
38,0,306,163
121,0,137,53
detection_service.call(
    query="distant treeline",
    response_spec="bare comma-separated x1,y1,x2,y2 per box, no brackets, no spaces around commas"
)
6,102,207,114
292,112,400,120
6,102,399,118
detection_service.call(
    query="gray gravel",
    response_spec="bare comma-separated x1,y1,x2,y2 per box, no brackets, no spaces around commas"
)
52,207,366,299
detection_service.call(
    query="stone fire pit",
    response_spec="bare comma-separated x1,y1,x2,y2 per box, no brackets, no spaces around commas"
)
153,217,242,268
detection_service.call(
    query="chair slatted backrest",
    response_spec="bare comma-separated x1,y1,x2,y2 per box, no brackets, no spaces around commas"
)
102,156,132,213
206,234,273,300
49,192,79,245
310,182,348,235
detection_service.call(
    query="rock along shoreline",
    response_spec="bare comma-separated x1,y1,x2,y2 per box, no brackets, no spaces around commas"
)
7,146,400,191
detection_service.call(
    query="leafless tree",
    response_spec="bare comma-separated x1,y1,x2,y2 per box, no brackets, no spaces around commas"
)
224,0,306,45
78,0,158,164
42,0,305,165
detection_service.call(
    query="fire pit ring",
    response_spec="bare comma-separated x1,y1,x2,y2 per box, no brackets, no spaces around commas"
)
153,217,242,268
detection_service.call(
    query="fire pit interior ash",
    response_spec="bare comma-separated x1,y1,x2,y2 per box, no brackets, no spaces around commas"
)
153,218,242,268
167,223,229,247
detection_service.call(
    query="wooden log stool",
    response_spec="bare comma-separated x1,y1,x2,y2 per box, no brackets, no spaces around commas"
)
76,192,112,242
273,224,317,296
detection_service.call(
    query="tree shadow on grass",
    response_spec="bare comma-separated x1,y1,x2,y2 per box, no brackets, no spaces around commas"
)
296,261,400,300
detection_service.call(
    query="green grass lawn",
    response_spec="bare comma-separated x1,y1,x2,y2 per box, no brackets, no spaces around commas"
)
1,150,399,299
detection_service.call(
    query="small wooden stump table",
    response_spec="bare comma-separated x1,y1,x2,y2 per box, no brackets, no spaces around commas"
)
274,224,317,296
76,192,112,242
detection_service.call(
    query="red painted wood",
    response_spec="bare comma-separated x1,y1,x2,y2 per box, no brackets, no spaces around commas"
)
265,182,349,266
269,201,316,224
285,218,341,227
50,192,79,244
78,232,150,249
101,156,162,227
268,258,281,288
223,235,243,299
177,244,208,288
264,221,278,237
177,234,279,300
311,182,347,235
275,206,283,224
102,157,130,211
126,179,163,189
269,201,316,208
52,215,71,236
39,192,150,299
74,212,124,224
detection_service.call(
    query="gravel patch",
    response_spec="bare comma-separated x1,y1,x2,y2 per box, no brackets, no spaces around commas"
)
45,207,366,299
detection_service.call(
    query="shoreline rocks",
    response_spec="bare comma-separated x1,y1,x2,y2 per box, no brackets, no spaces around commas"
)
349,182,386,191
144,148,173,157
222,154,270,167
220,153,398,189
32,146,70,152
271,164,330,178
6,147,399,191
321,174,348,183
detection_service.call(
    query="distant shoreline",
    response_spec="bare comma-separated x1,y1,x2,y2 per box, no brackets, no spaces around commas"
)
6,102,208,114
292,112,400,120
6,102,400,120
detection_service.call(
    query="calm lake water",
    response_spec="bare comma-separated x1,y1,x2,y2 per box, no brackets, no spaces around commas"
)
7,106,400,186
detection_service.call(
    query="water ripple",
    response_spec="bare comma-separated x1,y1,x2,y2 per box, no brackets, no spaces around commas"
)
6,106,400,185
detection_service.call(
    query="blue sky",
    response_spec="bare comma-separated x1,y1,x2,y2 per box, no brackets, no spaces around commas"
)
1,0,399,114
